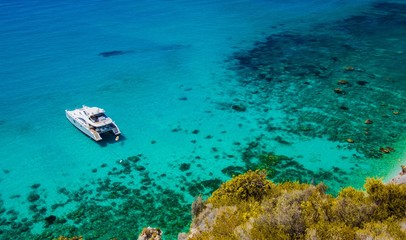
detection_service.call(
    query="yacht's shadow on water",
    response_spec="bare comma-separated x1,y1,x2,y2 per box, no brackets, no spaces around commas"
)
96,133,127,147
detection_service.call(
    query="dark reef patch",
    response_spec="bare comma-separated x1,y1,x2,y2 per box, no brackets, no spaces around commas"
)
27,192,40,202
237,140,349,194
30,184,41,189
98,50,133,57
186,178,223,197
231,104,247,112
0,154,191,239
221,166,245,177
226,1,406,158
356,80,368,86
44,215,56,225
180,163,191,171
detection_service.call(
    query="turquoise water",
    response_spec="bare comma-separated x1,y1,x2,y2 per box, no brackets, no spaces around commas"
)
1,0,405,239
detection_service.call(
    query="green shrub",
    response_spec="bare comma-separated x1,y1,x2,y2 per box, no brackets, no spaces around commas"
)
365,178,406,220
208,170,275,206
185,172,406,240
306,222,356,240
355,218,406,239
259,189,307,237
300,187,334,226
332,186,376,228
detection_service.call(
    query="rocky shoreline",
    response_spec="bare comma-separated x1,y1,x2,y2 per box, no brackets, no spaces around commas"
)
390,165,406,184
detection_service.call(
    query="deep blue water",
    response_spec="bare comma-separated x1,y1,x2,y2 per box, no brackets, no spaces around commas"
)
0,0,405,238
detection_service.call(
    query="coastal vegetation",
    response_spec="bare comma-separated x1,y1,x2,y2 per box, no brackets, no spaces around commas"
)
180,170,406,239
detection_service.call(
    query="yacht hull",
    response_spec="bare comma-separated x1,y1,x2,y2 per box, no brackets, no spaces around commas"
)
65,106,121,141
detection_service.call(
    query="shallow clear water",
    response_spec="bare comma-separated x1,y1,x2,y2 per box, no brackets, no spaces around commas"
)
0,0,405,239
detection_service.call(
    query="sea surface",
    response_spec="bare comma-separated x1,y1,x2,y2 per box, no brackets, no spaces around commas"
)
0,0,405,239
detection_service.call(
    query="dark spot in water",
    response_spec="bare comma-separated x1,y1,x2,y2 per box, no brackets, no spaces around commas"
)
222,166,245,176
51,203,63,211
232,104,247,112
187,178,222,197
372,2,406,13
258,73,267,79
180,163,191,171
331,56,339,62
192,129,199,134
29,205,38,212
274,136,291,145
357,80,368,86
31,184,41,189
340,106,349,110
135,165,146,171
27,192,40,202
98,50,132,57
44,215,56,225
57,187,69,195
172,127,182,132
160,44,189,51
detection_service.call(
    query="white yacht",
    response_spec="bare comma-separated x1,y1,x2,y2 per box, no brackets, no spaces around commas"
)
65,105,121,141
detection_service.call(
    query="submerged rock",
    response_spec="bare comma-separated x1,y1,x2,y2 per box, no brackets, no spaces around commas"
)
44,215,57,225
390,165,406,184
356,80,368,86
55,237,83,240
27,192,40,202
347,138,354,143
231,104,246,112
179,163,191,171
337,79,349,85
138,227,162,240
334,88,344,94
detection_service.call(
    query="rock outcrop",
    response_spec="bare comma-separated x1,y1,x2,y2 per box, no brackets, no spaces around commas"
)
137,227,162,240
